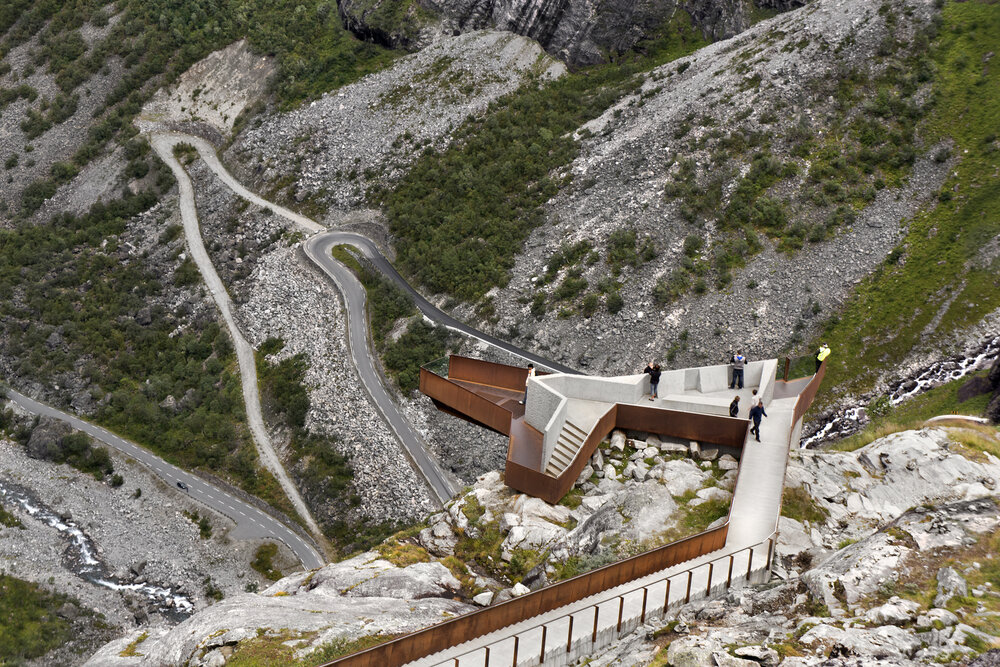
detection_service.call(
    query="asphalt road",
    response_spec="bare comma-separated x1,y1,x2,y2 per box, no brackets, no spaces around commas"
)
4,388,325,570
306,232,580,375
303,235,460,506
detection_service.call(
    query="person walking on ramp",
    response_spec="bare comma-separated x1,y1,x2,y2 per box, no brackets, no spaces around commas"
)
644,361,662,400
748,399,767,442
519,363,535,405
729,395,740,417
730,350,747,389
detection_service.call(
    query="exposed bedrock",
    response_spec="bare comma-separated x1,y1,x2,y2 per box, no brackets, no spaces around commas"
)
338,0,758,65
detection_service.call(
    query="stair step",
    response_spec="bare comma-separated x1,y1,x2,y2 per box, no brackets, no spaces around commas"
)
565,422,588,437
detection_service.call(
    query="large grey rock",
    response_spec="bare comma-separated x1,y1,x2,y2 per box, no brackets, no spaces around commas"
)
654,458,709,496
733,645,779,666
935,566,967,608
798,623,921,659
865,596,920,626
25,417,72,460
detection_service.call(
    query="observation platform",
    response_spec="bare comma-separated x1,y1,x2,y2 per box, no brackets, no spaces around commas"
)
323,355,824,667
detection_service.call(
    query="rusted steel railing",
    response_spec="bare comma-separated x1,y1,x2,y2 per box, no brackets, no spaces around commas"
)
319,522,729,667
792,359,826,428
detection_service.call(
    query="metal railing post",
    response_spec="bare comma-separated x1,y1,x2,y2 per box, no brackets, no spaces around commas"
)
592,606,599,643
540,626,546,663
484,645,490,666
727,555,734,589
640,588,648,624
663,578,671,614
685,571,693,604
706,562,714,597
746,546,754,579
616,597,624,633
512,636,518,666
766,538,775,573
566,616,574,655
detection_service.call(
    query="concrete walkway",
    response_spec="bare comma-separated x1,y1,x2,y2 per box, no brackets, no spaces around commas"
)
408,388,805,667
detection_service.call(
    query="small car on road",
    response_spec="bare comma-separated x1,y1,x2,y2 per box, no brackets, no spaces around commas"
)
176,481,188,490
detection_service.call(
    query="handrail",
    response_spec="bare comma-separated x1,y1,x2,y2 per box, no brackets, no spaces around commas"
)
320,522,729,667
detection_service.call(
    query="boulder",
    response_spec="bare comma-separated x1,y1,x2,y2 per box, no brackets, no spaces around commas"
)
419,519,458,557
689,441,701,458
733,645,779,666
610,430,626,452
799,623,921,659
25,417,72,460
916,608,959,628
699,447,719,461
865,596,920,626
654,458,709,496
659,442,689,456
473,591,494,606
511,582,530,597
935,566,967,608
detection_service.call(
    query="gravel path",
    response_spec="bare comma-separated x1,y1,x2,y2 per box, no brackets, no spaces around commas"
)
149,133,324,542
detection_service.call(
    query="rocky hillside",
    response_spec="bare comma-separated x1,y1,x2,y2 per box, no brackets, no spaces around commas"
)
338,0,755,65
80,425,1000,665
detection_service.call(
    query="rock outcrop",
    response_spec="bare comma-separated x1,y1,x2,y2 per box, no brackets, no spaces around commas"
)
84,553,475,666
340,0,755,66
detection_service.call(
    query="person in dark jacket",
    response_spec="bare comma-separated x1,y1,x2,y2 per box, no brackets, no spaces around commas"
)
729,395,740,418
748,399,767,442
644,361,662,400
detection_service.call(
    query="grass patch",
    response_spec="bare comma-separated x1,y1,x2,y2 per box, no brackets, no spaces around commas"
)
119,632,149,658
0,575,78,663
0,502,22,529
817,1,1000,405
251,543,284,582
375,541,430,568
780,486,829,524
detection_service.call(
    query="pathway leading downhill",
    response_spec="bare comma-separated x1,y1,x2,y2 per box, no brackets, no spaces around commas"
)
150,134,324,542
4,388,324,570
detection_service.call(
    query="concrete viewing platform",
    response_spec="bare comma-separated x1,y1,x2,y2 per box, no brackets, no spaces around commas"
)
325,357,824,667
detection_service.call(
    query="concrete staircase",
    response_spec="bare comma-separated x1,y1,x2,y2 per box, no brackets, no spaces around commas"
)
544,420,588,477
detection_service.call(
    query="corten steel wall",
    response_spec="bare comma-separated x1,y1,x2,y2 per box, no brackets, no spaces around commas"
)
419,369,513,436
448,355,531,391
616,404,749,448
792,360,826,427
319,523,729,667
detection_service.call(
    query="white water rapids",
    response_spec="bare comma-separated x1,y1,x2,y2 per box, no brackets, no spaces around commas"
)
802,334,999,447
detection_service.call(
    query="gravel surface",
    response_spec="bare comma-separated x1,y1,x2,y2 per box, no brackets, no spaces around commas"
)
225,30,564,213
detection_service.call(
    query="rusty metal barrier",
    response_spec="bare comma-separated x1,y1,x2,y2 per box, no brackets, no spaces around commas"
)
419,369,513,436
448,355,534,391
792,359,826,428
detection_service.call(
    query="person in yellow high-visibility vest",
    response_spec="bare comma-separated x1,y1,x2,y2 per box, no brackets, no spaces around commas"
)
816,343,831,371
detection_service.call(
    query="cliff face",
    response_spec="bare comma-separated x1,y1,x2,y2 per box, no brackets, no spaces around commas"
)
339,0,752,65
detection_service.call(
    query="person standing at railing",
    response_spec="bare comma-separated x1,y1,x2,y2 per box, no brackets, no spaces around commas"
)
815,343,831,372
644,361,661,400
518,363,535,405
729,350,747,389
748,399,767,442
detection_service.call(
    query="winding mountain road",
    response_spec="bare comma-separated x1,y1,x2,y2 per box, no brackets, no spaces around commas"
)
151,134,324,542
3,388,325,570
150,132,579,509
